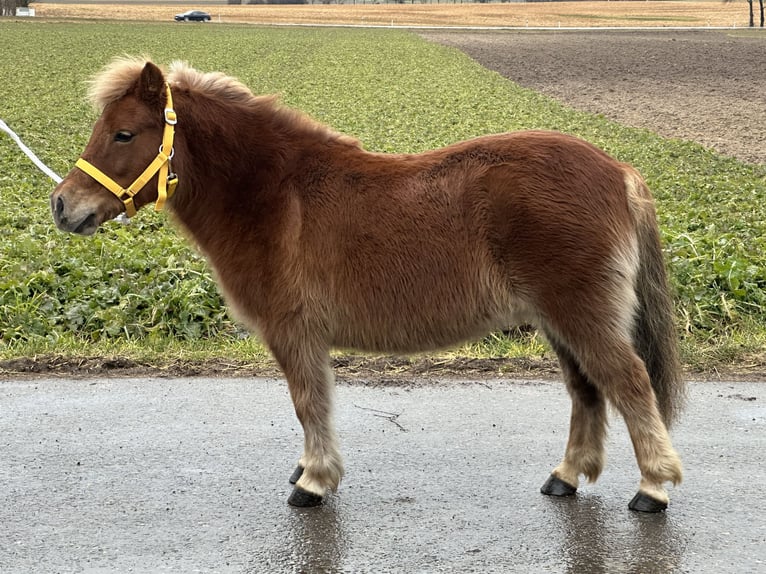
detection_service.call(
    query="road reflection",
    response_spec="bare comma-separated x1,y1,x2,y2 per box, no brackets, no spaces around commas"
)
549,494,686,573
251,494,347,573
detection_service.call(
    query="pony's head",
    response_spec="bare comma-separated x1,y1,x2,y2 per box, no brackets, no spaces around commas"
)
51,57,176,235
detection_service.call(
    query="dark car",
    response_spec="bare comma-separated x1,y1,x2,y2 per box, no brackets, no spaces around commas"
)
174,10,211,22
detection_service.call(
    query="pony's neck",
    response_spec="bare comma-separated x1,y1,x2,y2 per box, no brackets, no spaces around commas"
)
167,91,291,252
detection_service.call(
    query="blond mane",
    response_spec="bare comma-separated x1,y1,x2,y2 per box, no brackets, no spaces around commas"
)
87,57,359,147
167,60,256,106
87,55,149,110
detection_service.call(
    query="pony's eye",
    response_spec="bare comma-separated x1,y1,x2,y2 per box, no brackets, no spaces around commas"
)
114,131,134,143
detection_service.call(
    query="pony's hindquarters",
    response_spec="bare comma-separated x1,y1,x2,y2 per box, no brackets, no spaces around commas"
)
522,165,683,512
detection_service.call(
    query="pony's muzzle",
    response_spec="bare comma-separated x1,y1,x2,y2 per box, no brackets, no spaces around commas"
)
50,185,105,236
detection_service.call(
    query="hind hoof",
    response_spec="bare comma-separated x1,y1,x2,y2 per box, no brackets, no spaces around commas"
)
541,474,577,497
289,465,304,485
288,487,324,507
629,491,668,513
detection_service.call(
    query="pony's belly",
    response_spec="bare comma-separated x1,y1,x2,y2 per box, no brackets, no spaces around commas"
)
331,300,535,354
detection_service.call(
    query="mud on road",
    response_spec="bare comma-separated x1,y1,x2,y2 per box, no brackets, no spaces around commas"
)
421,29,766,165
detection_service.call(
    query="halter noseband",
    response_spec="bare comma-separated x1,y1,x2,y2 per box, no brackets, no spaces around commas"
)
75,82,178,217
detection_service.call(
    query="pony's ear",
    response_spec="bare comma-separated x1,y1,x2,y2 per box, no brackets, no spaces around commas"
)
137,61,166,107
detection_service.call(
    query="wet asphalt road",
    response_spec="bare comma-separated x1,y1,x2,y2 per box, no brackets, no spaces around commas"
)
1,376,764,573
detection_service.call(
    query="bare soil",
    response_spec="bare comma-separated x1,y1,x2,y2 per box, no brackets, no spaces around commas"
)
421,29,766,165
0,354,563,382
6,352,765,382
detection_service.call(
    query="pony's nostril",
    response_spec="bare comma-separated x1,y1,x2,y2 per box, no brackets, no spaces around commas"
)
56,196,65,218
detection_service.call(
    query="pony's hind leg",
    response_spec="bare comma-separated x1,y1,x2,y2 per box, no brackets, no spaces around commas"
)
599,348,683,512
270,340,344,507
563,332,682,512
541,340,608,497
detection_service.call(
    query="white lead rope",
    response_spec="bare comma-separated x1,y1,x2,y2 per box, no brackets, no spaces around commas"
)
1,118,129,223
0,118,63,184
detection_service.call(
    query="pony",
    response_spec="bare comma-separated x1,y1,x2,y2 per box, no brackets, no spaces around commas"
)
51,57,684,512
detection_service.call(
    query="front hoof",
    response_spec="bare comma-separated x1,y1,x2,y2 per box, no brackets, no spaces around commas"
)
288,487,324,507
541,474,577,497
629,491,668,513
289,465,304,485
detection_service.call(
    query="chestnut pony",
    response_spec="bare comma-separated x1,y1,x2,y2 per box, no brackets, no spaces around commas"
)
51,58,684,512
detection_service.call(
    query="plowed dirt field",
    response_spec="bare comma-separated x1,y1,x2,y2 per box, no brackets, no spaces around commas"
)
421,28,766,164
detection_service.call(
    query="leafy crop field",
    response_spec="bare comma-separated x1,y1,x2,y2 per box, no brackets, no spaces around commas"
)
1,21,765,372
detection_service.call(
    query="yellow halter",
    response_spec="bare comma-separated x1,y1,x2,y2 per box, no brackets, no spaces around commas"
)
75,82,178,217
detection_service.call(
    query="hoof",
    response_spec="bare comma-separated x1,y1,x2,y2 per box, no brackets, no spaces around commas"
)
288,486,324,507
289,465,304,485
541,474,577,497
629,491,668,513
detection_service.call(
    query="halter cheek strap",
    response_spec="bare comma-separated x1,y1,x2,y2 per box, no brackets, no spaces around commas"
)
74,83,178,218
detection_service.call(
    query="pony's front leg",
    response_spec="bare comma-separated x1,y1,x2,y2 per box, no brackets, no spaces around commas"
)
272,342,344,507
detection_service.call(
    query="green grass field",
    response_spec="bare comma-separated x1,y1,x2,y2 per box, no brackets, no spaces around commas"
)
1,21,765,372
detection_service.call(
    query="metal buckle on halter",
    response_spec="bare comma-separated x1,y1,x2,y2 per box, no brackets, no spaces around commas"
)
159,144,175,160
164,108,177,125
167,172,179,197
